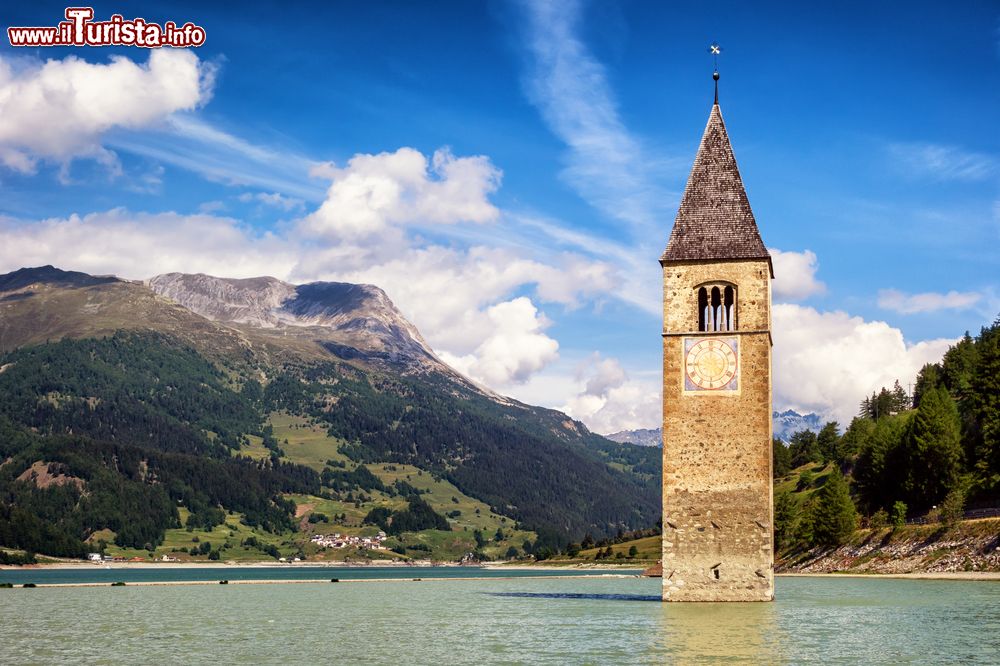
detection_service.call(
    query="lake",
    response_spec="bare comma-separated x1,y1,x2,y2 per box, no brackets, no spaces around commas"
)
2,572,998,664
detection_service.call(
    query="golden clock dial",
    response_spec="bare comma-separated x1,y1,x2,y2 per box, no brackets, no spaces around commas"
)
685,338,738,390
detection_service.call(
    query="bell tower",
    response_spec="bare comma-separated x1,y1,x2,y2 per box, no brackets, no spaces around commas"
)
660,73,774,602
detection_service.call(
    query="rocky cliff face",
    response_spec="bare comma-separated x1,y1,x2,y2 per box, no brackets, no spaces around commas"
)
147,273,296,327
148,272,438,366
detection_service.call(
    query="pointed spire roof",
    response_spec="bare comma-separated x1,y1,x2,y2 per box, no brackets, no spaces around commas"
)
660,102,770,268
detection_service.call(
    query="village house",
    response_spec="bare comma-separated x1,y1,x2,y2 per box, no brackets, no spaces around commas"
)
310,531,388,550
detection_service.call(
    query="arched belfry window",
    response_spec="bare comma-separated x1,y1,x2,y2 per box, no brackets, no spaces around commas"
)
697,287,709,331
697,283,737,331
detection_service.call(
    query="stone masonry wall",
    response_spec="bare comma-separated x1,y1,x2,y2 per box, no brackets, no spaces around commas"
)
661,258,774,601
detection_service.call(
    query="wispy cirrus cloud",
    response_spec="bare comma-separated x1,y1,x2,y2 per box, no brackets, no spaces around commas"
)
887,141,998,182
517,0,678,233
515,0,682,316
238,191,305,211
878,288,983,314
107,114,325,202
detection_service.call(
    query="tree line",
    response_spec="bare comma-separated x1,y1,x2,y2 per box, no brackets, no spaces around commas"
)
772,316,1000,552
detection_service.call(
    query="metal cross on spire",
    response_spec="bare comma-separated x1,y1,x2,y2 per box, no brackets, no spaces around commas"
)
708,42,722,105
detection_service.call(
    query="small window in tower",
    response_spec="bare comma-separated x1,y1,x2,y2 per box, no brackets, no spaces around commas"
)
713,568,720,580
711,287,722,331
697,287,709,331
724,286,736,331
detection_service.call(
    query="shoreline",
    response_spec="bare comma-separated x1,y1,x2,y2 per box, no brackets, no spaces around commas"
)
776,571,1000,581
5,560,998,581
0,573,639,588
2,560,452,571
3,561,646,572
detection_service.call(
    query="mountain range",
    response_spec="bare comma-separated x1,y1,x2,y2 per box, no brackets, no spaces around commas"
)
605,410,825,447
0,266,659,560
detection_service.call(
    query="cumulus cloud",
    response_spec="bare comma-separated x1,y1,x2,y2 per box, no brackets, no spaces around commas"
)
301,147,501,239
0,139,615,390
772,304,954,424
877,288,982,314
0,50,214,173
0,209,295,279
438,298,559,386
558,353,660,434
549,301,957,434
770,248,826,301
311,245,614,356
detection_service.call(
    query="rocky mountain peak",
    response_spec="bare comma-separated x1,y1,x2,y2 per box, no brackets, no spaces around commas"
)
147,272,437,366
148,273,296,327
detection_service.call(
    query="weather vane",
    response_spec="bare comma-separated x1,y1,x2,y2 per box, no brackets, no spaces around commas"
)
708,42,722,104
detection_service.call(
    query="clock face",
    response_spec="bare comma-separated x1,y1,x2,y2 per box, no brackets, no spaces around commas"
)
684,337,739,392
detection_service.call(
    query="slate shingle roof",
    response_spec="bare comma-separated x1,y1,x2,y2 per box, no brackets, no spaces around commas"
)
661,104,770,265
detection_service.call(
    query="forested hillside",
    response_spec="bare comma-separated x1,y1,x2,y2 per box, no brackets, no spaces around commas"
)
0,267,660,560
772,315,1000,554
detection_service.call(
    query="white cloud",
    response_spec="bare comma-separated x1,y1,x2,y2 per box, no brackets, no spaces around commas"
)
291,237,616,358
888,142,997,182
772,304,954,424
301,147,501,240
238,191,304,211
0,50,214,174
438,297,559,386
0,209,295,280
770,248,826,301
580,353,627,396
558,353,660,434
546,301,957,434
877,288,982,314
0,139,616,390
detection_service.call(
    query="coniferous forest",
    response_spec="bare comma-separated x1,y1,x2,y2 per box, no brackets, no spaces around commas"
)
0,330,659,558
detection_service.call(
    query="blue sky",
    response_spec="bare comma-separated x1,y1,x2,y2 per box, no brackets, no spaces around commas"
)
1,1,997,432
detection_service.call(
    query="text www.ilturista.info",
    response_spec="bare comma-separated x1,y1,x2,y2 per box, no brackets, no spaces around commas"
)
7,7,205,48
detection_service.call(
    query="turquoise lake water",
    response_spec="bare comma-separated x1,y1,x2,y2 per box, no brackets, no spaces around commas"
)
2,573,998,664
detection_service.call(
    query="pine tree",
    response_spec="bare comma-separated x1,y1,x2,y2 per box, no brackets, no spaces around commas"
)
789,430,820,467
772,437,792,478
904,386,963,510
854,414,911,513
969,322,1000,491
816,422,841,462
912,363,943,409
839,417,874,462
773,491,798,550
941,333,978,399
810,467,858,547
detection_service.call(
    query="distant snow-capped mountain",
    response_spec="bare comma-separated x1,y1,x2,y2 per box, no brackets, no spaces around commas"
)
771,410,824,441
605,410,824,447
604,428,661,447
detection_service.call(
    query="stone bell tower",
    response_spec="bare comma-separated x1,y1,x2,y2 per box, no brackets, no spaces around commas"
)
660,73,774,602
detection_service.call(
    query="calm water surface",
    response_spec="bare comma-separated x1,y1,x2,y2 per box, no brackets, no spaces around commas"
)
0,565,620,585
2,575,998,664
